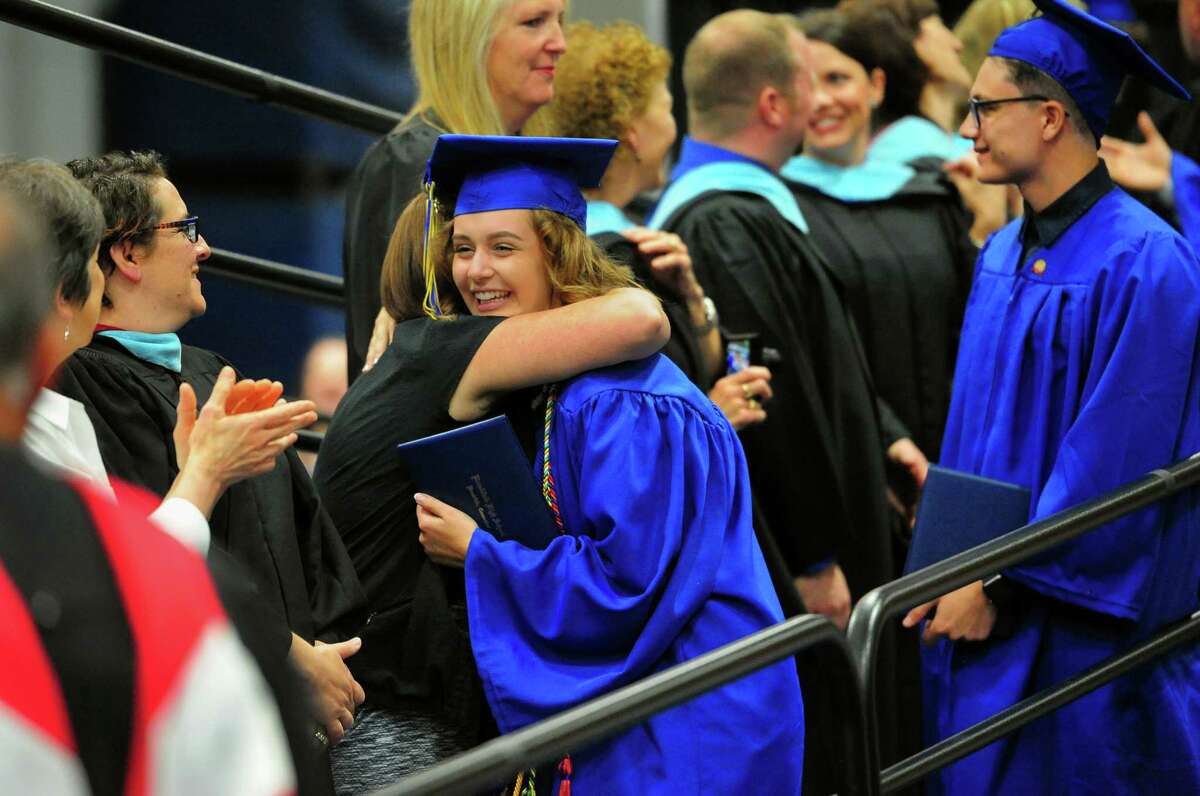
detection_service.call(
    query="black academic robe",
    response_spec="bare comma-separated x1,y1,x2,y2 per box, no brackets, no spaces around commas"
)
56,337,368,651
591,231,709,386
343,113,443,378
787,173,977,461
1157,73,1200,163
660,191,893,597
787,172,975,792
592,230,805,619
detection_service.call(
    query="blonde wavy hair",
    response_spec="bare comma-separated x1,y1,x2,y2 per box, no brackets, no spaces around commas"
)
405,0,573,135
433,208,640,310
542,21,671,160
404,0,514,135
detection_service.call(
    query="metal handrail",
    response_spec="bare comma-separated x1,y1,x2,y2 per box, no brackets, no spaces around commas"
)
880,610,1200,792
846,453,1200,786
205,248,344,306
0,0,403,134
0,0,378,307
374,615,875,796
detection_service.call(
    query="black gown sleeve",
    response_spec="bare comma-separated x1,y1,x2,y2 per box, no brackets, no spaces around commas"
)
667,200,844,574
876,397,911,450
283,445,372,643
592,231,707,385
343,119,441,378
182,349,369,644
206,551,334,795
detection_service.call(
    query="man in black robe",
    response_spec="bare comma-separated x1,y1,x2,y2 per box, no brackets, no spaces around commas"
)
648,12,909,790
652,9,897,628
54,151,369,746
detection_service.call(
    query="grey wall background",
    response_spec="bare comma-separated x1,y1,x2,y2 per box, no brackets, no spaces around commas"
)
0,0,104,161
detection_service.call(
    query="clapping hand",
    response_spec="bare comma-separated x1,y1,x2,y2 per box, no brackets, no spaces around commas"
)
223,377,284,415
173,367,317,485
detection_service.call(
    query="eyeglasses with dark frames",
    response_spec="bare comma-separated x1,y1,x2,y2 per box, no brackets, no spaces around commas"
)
153,215,200,244
966,95,1057,129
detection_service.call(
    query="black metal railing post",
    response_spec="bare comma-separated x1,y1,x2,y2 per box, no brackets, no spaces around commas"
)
205,248,344,307
0,0,403,134
879,610,1200,793
373,615,876,796
846,453,1200,788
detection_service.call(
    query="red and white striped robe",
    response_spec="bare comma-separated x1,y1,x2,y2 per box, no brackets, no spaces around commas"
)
0,480,297,795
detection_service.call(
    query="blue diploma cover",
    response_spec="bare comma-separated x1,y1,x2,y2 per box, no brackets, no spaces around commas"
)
397,416,559,549
903,465,1032,574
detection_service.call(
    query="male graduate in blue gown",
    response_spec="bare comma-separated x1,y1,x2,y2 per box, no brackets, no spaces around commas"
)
901,1,1200,793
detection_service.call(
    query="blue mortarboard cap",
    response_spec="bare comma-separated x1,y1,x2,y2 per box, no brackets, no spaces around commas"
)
1086,0,1136,22
424,135,618,229
989,0,1190,138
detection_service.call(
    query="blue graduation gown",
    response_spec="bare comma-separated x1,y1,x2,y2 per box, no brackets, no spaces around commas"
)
465,355,805,794
926,186,1200,794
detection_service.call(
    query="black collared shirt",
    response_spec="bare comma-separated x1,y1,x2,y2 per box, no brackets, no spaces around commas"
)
1020,161,1115,261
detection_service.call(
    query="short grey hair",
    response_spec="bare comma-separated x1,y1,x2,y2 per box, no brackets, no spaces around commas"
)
0,188,56,405
0,159,104,307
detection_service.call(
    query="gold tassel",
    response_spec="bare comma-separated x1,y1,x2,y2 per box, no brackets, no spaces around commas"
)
421,179,443,320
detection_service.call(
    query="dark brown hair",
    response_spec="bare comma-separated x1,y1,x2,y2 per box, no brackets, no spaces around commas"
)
795,8,929,129
66,151,167,301
838,0,939,37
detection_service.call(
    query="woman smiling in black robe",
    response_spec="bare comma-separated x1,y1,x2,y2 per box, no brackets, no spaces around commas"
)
783,9,977,468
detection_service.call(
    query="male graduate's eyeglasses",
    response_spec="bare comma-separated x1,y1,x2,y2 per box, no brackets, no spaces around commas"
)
153,215,200,243
966,95,1052,129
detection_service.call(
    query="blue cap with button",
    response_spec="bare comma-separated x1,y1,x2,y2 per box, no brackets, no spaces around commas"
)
988,0,1190,138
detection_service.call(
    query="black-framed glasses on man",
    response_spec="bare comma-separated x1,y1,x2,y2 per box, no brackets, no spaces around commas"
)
966,95,1054,129
153,215,200,244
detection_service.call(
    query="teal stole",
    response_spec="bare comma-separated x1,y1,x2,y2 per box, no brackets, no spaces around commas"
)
647,161,809,234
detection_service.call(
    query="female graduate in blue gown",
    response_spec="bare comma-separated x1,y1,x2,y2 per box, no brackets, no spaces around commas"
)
413,135,804,794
